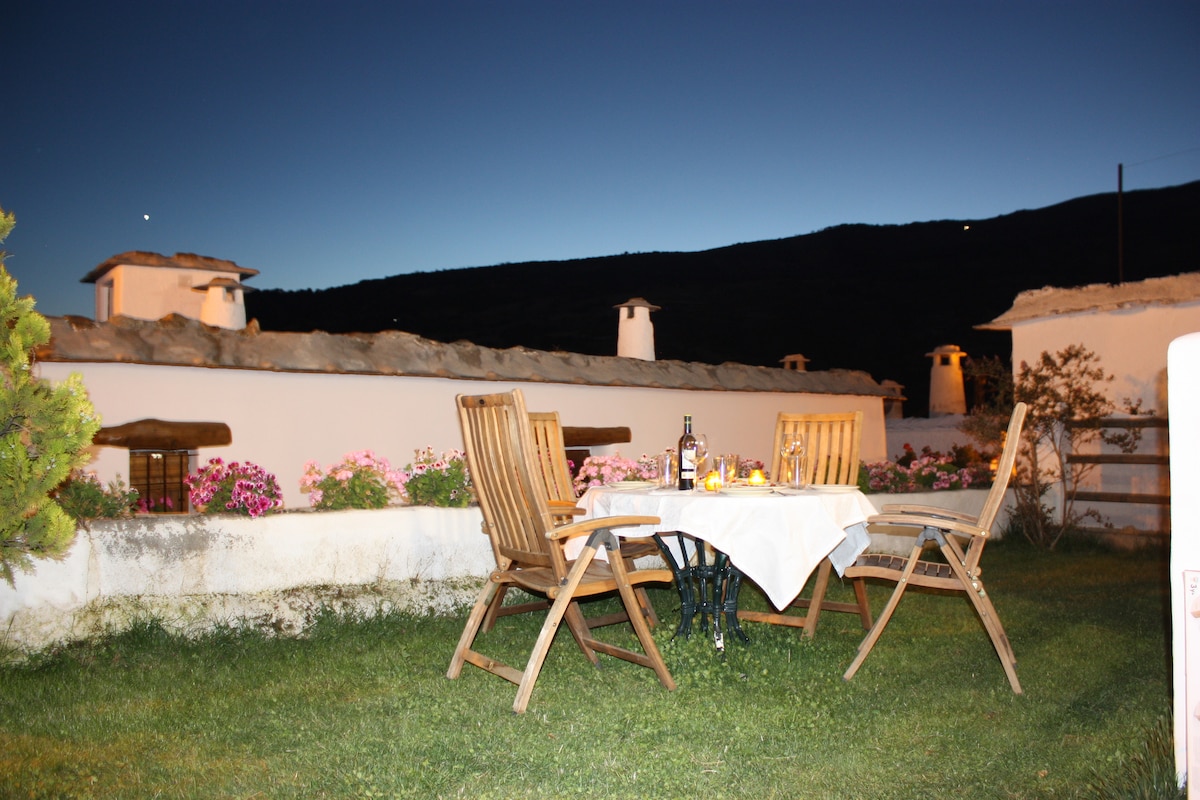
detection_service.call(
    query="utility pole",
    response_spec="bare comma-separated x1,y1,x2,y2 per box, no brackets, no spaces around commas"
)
1117,163,1124,284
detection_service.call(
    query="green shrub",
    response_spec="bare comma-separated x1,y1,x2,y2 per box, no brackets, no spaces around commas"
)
401,447,472,507
55,470,138,521
299,450,404,510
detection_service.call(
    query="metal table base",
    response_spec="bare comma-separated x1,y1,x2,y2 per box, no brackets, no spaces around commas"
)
652,532,750,649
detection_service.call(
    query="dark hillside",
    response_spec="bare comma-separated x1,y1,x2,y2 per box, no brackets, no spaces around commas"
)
247,181,1199,416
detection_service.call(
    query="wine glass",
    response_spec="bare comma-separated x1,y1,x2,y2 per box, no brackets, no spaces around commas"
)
780,434,806,486
693,434,709,476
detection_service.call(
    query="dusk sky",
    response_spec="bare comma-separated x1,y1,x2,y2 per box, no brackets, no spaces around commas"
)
4,1,1198,318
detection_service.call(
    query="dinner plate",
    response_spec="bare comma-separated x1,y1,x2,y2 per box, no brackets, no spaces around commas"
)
605,480,656,490
720,484,775,497
808,484,859,493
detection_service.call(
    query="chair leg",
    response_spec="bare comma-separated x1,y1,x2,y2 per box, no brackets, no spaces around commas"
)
609,542,675,691
513,541,603,714
852,577,872,629
633,583,660,627
802,558,834,638
842,548,922,682
562,601,601,666
943,553,1022,694
448,576,500,680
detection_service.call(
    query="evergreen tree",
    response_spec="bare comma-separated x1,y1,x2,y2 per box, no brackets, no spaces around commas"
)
0,208,100,585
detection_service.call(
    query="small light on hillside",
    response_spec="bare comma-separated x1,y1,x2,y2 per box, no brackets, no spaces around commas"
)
963,224,970,231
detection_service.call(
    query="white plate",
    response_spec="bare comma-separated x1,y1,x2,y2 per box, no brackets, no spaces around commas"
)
808,484,859,493
720,484,775,496
605,480,656,490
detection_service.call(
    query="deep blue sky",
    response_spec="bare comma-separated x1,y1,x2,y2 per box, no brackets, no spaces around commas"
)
4,1,1198,318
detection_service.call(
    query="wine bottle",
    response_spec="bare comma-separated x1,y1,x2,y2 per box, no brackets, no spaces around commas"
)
678,414,697,490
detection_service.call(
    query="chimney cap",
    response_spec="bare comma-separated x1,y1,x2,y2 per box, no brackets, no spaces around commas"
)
192,277,254,293
780,353,810,371
613,297,661,311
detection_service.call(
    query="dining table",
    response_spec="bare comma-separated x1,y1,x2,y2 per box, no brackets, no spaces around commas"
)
576,482,877,646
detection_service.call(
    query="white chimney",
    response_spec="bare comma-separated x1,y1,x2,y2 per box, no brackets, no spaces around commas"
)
927,344,967,416
193,278,250,330
614,297,660,361
880,379,906,419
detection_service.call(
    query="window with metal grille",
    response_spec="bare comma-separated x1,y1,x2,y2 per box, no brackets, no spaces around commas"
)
129,450,192,513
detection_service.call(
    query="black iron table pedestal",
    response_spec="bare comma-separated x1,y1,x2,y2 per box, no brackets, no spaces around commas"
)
652,532,751,648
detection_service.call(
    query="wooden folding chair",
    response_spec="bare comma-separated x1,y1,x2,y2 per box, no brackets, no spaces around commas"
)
480,410,663,631
843,402,1028,693
735,411,872,637
527,410,660,626
447,389,675,713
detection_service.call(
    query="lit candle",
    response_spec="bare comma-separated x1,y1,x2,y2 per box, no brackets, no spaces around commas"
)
748,469,766,485
704,471,722,491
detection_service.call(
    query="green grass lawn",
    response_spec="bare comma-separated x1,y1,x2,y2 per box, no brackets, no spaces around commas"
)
0,538,1178,799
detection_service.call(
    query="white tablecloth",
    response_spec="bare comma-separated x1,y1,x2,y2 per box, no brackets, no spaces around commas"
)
578,486,876,610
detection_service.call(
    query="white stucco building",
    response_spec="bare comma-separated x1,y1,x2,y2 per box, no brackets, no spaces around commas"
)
83,251,256,330
979,272,1200,416
978,272,1200,534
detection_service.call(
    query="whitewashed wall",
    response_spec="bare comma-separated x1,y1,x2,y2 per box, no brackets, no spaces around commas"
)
0,508,493,650
38,361,887,509
1007,300,1200,416
100,264,220,322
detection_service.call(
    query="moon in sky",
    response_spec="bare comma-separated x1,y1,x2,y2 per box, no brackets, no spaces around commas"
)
143,214,150,221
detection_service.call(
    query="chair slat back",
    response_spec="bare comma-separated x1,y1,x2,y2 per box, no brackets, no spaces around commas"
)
528,411,577,503
771,411,863,485
457,391,562,572
976,402,1028,536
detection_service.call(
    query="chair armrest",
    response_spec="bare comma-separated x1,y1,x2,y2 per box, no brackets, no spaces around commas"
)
548,500,586,517
879,503,974,522
546,515,661,541
869,510,988,539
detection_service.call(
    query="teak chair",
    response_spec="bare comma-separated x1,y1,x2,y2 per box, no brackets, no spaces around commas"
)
736,411,872,637
481,411,661,631
772,411,864,486
842,402,1028,693
448,389,675,713
527,411,660,626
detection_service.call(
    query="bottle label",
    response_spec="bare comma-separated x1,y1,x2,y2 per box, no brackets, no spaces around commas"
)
680,448,697,479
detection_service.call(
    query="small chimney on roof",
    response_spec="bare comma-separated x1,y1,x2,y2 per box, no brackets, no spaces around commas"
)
880,379,906,419
780,353,809,372
614,297,660,361
927,344,967,416
193,277,252,330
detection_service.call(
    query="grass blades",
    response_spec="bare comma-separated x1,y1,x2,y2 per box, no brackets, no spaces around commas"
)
0,539,1178,799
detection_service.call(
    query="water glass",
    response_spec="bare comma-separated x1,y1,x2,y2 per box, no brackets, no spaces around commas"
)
785,454,807,489
716,454,739,486
655,451,677,487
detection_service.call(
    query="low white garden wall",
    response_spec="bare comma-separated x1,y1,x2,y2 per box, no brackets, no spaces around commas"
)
1,490,1010,653
0,507,493,652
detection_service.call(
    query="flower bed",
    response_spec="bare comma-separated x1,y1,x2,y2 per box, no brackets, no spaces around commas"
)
858,444,993,494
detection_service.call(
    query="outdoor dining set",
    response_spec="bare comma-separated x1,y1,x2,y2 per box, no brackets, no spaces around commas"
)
447,388,1027,713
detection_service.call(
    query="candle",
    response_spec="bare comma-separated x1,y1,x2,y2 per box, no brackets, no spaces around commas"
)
748,469,766,485
704,471,722,491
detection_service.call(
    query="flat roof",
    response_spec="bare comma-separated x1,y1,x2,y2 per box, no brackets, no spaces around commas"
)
81,251,259,284
978,271,1200,330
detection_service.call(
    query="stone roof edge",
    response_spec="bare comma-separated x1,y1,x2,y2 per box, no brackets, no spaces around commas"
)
977,270,1200,330
81,252,260,284
40,315,889,397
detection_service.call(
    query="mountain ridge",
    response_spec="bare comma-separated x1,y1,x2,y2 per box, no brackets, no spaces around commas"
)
247,181,1200,416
